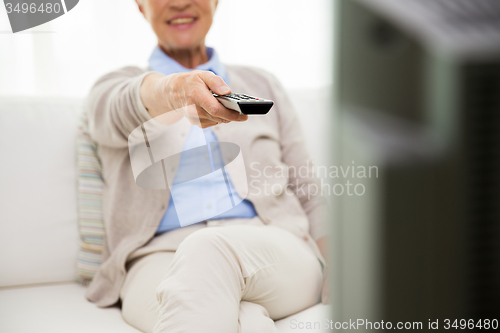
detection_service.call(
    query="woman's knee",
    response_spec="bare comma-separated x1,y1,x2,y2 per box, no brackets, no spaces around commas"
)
158,228,243,291
155,228,244,307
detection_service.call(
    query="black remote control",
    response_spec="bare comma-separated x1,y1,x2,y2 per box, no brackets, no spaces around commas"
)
212,92,274,115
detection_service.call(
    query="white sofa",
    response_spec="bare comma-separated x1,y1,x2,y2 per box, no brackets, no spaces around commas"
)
0,91,332,333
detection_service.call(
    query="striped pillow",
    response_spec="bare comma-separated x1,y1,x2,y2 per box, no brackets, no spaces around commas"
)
76,112,105,285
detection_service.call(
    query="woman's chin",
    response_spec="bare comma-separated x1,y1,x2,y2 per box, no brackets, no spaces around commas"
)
161,37,204,51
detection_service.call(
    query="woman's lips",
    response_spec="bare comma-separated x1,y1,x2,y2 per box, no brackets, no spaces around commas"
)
168,17,196,24
167,17,198,29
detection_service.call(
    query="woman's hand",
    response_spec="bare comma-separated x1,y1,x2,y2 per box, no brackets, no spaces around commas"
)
140,70,248,128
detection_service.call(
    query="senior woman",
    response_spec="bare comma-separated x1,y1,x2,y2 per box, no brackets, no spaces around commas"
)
85,0,330,332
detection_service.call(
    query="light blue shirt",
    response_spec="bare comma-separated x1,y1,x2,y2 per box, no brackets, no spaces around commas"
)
148,46,257,233
148,46,230,83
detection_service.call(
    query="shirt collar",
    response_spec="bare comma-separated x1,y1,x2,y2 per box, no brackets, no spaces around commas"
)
148,46,230,84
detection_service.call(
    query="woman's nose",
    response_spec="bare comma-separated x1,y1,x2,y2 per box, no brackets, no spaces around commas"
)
168,0,191,10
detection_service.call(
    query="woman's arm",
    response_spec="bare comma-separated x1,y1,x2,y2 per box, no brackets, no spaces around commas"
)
86,68,246,148
86,67,154,148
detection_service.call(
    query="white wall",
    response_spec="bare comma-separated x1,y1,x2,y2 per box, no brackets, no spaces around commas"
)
0,0,333,98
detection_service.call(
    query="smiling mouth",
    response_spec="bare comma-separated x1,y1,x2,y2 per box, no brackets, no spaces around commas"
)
168,17,197,25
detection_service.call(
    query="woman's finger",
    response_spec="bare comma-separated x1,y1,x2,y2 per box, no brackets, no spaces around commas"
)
197,93,243,122
199,119,219,128
194,105,226,125
197,70,231,96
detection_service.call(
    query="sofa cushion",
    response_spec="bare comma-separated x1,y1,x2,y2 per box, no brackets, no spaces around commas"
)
0,97,81,287
0,282,331,332
0,283,140,333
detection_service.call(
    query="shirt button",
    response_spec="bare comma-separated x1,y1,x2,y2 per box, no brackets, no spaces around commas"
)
303,235,310,241
206,204,212,209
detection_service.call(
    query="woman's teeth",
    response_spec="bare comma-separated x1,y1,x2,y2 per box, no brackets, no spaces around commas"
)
169,18,195,25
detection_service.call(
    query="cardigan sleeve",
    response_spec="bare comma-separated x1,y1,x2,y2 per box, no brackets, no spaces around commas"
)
85,66,155,148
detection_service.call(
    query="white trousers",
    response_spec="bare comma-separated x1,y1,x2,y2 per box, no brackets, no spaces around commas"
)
120,225,323,333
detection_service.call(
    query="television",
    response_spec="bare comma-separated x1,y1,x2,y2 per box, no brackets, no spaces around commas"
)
334,0,500,329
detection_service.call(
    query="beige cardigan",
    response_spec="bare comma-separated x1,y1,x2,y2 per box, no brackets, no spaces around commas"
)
85,65,329,307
